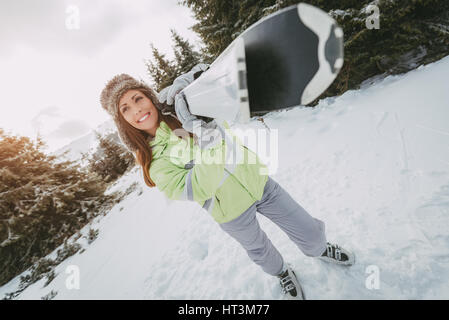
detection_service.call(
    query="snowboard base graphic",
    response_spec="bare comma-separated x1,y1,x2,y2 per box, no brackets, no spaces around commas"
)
182,3,344,124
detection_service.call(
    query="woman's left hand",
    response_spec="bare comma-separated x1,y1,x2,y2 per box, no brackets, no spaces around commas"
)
158,63,209,106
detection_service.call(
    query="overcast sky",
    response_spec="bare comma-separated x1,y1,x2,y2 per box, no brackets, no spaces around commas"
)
0,0,202,152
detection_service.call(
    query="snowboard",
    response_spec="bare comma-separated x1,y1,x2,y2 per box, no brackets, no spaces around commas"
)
181,3,344,124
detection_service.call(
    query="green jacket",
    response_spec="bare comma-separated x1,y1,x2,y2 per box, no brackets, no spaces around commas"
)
149,120,268,224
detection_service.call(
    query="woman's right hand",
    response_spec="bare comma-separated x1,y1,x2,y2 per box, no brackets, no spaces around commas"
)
174,92,201,133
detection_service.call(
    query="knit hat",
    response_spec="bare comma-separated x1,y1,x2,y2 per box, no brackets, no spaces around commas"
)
99,73,176,153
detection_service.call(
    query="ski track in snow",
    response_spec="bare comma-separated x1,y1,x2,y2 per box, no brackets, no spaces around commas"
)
2,56,449,300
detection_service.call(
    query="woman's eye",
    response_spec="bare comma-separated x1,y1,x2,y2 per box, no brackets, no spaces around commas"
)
136,97,142,102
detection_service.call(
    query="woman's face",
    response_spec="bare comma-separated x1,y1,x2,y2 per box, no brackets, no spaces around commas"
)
118,89,159,135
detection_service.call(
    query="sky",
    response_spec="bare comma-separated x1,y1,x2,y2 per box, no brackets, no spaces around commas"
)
0,0,202,152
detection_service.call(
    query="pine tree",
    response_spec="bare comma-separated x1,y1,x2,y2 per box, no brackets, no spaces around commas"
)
145,30,205,92
171,29,202,74
0,130,115,286
145,44,177,91
84,131,135,183
180,0,244,60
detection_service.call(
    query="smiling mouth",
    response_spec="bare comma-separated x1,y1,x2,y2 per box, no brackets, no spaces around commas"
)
137,112,150,123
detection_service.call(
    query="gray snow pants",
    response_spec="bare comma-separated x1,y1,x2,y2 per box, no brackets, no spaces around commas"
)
218,176,328,277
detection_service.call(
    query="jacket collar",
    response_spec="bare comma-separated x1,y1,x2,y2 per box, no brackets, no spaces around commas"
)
149,121,177,158
149,121,171,146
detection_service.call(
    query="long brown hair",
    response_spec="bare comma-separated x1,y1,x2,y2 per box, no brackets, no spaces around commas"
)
117,88,194,187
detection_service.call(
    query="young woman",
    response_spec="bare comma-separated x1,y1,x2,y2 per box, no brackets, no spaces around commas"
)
100,64,355,300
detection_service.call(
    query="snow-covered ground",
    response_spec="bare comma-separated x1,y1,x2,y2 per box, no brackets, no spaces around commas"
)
2,55,449,300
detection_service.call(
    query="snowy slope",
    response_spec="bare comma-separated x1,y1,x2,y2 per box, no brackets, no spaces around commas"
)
51,119,117,163
2,55,449,300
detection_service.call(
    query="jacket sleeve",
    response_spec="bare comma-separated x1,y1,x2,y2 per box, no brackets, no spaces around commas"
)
149,134,226,203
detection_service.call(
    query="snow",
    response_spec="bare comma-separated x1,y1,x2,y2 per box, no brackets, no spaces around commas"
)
2,55,449,299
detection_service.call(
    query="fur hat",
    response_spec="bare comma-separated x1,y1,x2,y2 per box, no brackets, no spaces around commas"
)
100,74,175,153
